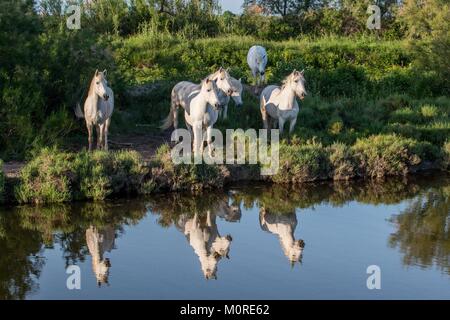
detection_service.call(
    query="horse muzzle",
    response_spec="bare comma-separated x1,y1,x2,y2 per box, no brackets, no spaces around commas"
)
103,94,110,101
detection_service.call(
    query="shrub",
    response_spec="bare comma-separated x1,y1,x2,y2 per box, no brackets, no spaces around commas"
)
421,104,439,118
272,141,330,184
150,144,225,192
15,148,73,204
328,143,356,181
15,148,147,204
352,134,436,179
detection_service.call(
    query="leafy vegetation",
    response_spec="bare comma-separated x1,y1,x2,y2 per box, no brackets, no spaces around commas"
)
15,148,147,204
0,0,449,204
0,161,4,203
1,0,449,161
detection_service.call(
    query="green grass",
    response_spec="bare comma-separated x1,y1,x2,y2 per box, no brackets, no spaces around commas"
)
15,148,148,204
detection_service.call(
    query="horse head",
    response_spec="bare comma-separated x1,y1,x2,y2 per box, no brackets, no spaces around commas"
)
201,77,221,111
285,239,305,265
92,69,110,101
289,69,307,100
230,78,244,107
210,67,233,97
94,257,111,287
211,234,233,259
254,49,267,76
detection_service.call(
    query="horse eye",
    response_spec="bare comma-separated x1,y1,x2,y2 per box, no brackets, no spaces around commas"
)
207,89,211,92
96,82,100,85
221,78,224,81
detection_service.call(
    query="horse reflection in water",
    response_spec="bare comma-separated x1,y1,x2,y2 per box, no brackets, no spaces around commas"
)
176,200,240,280
259,208,305,266
86,225,116,286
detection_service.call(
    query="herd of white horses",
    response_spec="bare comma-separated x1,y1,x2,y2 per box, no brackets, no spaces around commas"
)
86,200,305,284
76,45,308,154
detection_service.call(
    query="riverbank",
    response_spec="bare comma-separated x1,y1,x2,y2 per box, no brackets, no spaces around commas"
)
1,138,448,205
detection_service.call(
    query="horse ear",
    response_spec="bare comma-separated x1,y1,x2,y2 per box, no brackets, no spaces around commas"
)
103,69,107,77
239,78,242,83
95,69,99,76
300,69,305,75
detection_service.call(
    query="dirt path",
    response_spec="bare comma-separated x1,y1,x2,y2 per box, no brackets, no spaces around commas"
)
2,132,172,178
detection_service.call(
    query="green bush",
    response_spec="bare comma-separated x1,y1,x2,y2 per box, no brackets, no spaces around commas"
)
352,134,436,179
150,144,225,192
328,143,356,181
15,148,147,204
15,148,73,204
273,141,330,184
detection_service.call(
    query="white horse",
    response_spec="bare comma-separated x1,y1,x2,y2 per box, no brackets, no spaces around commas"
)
75,69,114,151
176,212,233,280
185,79,222,158
247,45,268,86
220,77,244,120
259,208,305,266
161,67,233,130
216,198,242,222
260,70,306,136
86,225,115,286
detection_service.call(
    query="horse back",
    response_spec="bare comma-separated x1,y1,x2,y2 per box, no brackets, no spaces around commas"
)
173,81,201,115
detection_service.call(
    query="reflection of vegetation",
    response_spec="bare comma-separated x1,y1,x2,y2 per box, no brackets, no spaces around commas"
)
0,201,147,298
0,174,449,298
0,212,44,299
389,185,450,274
231,175,447,215
17,201,147,266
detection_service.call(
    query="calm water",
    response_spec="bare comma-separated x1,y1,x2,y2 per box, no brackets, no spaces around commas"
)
1,174,449,300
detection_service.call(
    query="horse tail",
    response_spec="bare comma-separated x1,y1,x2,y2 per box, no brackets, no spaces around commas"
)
74,102,85,119
160,89,178,130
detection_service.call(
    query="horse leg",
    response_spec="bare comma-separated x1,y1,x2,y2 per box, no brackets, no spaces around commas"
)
278,117,285,137
206,210,213,227
97,124,103,150
193,121,203,159
173,105,179,130
87,123,94,152
104,118,111,151
289,117,297,135
206,125,215,158
261,104,269,130
223,104,228,120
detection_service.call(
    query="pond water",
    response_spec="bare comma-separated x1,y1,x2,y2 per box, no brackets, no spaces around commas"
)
1,174,449,300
